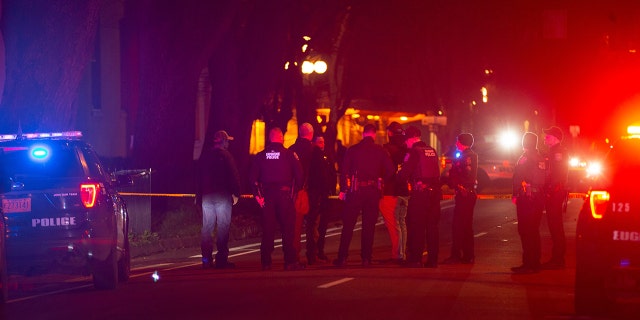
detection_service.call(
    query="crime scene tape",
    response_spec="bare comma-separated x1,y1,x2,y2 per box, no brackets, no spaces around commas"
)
119,192,587,200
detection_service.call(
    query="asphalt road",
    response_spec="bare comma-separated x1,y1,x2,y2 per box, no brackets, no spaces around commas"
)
0,197,612,319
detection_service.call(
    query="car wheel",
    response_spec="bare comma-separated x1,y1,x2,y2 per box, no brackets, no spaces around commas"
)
575,235,609,316
92,245,118,290
1,241,8,303
118,236,130,282
575,265,608,316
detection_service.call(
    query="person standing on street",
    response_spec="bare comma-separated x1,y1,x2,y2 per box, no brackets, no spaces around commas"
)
398,126,442,268
197,130,241,269
333,124,395,267
250,127,305,271
442,133,478,265
289,123,314,261
541,126,569,270
511,132,546,274
380,121,408,264
305,135,336,264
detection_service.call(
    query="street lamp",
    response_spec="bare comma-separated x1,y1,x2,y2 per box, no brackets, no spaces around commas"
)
302,60,327,74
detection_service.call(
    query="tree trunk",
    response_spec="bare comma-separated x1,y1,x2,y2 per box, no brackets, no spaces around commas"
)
0,0,102,132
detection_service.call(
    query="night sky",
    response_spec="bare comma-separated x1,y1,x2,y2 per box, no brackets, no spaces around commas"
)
343,0,640,140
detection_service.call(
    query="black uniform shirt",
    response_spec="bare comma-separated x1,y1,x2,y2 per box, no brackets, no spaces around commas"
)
339,136,394,193
544,143,569,189
512,149,546,196
383,137,409,196
308,145,336,195
449,148,478,189
398,140,440,187
250,142,303,195
289,137,314,185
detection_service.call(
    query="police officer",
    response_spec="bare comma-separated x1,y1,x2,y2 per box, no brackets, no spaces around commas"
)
541,126,569,269
511,132,546,274
398,125,442,268
306,135,336,264
442,133,478,265
289,123,314,261
333,124,395,267
250,127,305,271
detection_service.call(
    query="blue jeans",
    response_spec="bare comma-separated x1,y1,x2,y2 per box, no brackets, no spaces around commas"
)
201,193,232,264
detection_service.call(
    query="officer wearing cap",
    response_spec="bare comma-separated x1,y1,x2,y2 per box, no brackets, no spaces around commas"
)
541,126,569,269
379,121,408,263
249,127,305,271
398,125,442,268
289,123,314,263
511,132,546,274
197,130,241,269
333,124,395,267
442,133,478,265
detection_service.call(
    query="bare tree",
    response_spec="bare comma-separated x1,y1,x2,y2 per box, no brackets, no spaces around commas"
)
0,0,102,132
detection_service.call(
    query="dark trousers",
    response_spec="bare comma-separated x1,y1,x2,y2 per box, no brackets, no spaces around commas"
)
306,190,330,260
450,191,477,260
516,193,544,268
406,189,441,264
545,191,567,263
337,187,380,262
261,188,297,266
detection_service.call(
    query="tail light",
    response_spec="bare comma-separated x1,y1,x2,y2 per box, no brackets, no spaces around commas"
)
589,190,610,219
80,183,100,208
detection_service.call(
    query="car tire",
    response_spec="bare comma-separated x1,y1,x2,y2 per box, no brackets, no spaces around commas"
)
575,228,609,317
92,245,118,290
1,240,8,303
118,236,130,282
575,264,608,316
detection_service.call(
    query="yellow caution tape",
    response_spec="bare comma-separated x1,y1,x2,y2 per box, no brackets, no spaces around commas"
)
119,192,587,200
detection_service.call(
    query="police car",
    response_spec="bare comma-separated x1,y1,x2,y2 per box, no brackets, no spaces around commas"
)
0,131,130,295
1,203,7,303
575,126,640,316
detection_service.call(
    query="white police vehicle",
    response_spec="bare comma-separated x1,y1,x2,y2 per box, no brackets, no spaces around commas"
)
575,126,640,316
0,131,130,298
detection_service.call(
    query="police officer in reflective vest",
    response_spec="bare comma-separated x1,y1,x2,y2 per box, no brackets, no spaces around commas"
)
442,133,478,265
511,132,546,274
250,127,304,271
333,124,395,267
399,125,442,268
541,126,569,270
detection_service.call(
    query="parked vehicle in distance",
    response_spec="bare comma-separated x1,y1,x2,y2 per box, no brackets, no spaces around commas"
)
575,125,640,316
0,131,131,297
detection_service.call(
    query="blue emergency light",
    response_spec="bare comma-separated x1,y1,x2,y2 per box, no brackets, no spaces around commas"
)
30,145,50,161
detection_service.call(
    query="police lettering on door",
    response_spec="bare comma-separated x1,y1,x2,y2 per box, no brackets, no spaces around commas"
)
32,217,77,227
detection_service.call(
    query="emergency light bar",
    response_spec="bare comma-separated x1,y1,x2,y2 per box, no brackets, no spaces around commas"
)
0,131,83,141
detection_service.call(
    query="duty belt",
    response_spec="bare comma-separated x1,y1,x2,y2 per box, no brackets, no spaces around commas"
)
263,184,291,192
411,181,433,192
357,180,378,187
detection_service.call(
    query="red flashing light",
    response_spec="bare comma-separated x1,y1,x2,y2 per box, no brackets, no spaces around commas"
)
80,183,100,208
589,190,610,219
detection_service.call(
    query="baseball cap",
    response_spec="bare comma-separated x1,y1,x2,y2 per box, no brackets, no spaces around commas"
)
543,126,563,141
404,125,422,138
386,122,404,136
457,133,474,147
213,130,234,143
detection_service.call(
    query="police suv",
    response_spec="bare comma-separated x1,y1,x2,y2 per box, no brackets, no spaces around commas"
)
0,131,130,296
575,126,640,316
